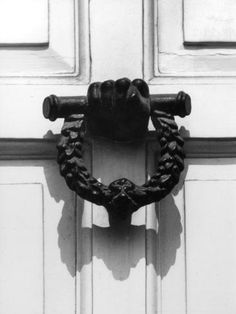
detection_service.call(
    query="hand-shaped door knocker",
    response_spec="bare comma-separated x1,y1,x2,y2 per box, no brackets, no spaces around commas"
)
43,78,191,221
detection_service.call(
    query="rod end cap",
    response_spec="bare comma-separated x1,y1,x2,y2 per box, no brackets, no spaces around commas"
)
43,95,58,121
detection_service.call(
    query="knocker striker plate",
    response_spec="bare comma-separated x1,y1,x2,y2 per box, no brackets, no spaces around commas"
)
43,78,191,222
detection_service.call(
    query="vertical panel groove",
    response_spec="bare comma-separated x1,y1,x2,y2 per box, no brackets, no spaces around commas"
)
75,193,78,314
76,143,93,314
41,184,46,314
183,183,188,314
145,142,159,314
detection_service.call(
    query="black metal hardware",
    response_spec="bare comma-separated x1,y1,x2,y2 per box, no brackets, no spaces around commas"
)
43,78,191,222
43,92,191,121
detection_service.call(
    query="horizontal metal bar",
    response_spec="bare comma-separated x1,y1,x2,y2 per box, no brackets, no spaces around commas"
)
43,92,191,121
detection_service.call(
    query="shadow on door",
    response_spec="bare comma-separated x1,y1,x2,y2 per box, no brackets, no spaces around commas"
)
44,163,184,281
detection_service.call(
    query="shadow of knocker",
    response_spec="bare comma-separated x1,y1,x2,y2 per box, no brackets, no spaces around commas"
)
43,78,191,223
43,161,185,280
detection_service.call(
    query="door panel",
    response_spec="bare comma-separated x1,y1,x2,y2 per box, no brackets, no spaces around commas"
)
186,180,236,314
185,160,236,314
144,0,236,138
0,0,48,45
0,0,89,82
0,184,43,314
147,159,236,314
184,0,236,43
0,162,76,314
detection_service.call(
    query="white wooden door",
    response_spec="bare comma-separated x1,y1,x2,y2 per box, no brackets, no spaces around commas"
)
0,1,236,314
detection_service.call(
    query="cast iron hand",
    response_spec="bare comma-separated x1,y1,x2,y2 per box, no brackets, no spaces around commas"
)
86,78,150,141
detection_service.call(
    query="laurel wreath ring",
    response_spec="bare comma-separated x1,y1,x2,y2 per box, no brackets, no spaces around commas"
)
57,110,185,220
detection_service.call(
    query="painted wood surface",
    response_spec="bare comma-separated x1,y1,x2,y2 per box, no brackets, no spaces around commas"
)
0,0,88,79
0,0,236,314
0,0,235,137
92,139,146,314
0,0,48,45
0,162,76,314
185,160,236,314
186,180,236,314
0,184,44,314
144,0,236,77
184,0,236,43
1,157,236,313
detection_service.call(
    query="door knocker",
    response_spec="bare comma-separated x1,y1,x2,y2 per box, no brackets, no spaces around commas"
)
43,78,191,221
